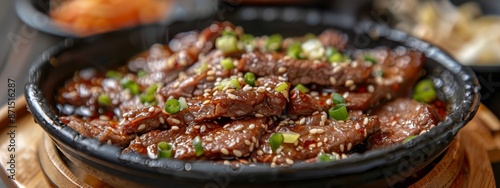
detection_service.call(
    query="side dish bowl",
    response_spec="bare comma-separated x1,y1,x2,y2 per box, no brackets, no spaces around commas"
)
25,7,480,187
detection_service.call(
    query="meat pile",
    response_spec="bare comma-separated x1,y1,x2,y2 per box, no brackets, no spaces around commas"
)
56,22,443,166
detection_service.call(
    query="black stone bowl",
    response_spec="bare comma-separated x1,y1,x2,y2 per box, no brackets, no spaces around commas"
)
25,7,480,188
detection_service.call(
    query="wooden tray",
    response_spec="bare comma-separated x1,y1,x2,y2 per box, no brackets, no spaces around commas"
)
0,96,497,187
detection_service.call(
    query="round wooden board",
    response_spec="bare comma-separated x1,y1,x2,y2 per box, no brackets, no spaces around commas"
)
0,96,497,187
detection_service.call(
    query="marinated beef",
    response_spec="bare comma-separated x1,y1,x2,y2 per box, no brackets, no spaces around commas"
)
367,98,441,149
124,117,268,160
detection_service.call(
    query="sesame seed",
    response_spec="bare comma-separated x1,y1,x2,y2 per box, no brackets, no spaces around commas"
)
261,124,267,129
257,150,264,156
299,118,306,125
99,115,110,121
309,144,317,148
309,129,318,134
343,92,350,99
227,93,237,100
340,144,345,152
203,100,210,104
249,124,255,129
207,70,215,76
363,118,369,125
245,140,251,145
148,107,155,112
317,142,323,147
391,121,397,127
221,148,229,155
341,154,348,159
324,137,328,143
270,162,277,168
333,66,341,73
233,150,243,157
364,129,367,137
355,123,360,130
420,130,427,135
349,85,356,91
285,158,294,165
321,114,327,122
310,91,319,97
223,124,230,129
326,99,333,105
329,77,337,85
368,85,375,93
171,126,179,130
345,80,354,87
234,125,244,131
256,87,266,92
312,111,319,115
294,140,299,146
159,117,165,124
224,160,231,165
243,85,252,91
194,125,200,129
171,118,181,124
278,67,287,73
249,143,254,151
200,125,206,133
252,136,257,143
297,146,304,150
137,124,146,131
386,93,392,100
347,143,352,151
255,113,264,117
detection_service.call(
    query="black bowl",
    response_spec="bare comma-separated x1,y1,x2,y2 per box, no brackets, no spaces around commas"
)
25,7,480,188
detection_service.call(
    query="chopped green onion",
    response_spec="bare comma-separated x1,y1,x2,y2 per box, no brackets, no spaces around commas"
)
275,82,289,92
293,84,309,93
137,69,147,78
140,93,156,104
304,33,316,40
266,34,283,51
179,97,188,110
412,79,437,103
301,38,325,60
287,42,303,59
97,94,112,106
403,135,417,144
217,78,241,90
244,72,256,86
282,132,300,143
329,104,348,121
269,133,284,153
106,70,123,80
216,35,239,53
325,47,338,58
121,79,140,95
222,29,236,36
193,136,204,157
317,153,336,162
363,55,377,64
220,58,234,70
331,93,345,105
328,53,344,63
164,99,181,114
241,34,255,52
195,62,208,75
145,84,159,94
373,70,385,77
158,141,173,159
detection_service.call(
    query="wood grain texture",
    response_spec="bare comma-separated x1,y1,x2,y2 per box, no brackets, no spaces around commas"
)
0,97,497,187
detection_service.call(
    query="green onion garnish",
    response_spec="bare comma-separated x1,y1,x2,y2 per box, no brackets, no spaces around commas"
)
329,104,348,121
304,33,316,40
121,79,140,95
275,82,289,92
241,34,255,52
269,133,284,153
266,34,283,51
140,93,156,104
195,62,208,75
403,135,417,144
179,97,188,110
293,84,309,93
373,70,385,77
164,99,181,114
244,72,256,86
106,70,123,80
158,141,173,159
220,58,234,70
282,132,300,144
193,136,204,157
412,79,437,103
137,69,147,78
97,94,112,106
317,153,336,162
216,35,239,53
222,29,236,36
217,78,241,90
287,42,303,59
332,93,345,105
328,53,344,63
325,47,338,58
363,55,377,64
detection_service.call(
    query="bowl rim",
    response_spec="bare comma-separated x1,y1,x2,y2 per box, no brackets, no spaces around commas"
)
24,20,481,182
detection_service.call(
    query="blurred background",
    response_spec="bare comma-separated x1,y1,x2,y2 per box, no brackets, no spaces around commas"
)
1,0,500,186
